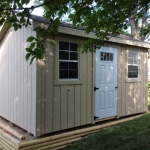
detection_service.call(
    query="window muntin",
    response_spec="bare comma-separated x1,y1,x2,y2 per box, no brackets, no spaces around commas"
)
128,51,139,78
59,41,78,79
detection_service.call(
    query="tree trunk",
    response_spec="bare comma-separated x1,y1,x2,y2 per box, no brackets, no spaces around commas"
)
140,10,147,41
130,18,138,39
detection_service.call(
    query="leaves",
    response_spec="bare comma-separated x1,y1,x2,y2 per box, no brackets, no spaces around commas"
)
26,36,35,42
0,0,149,65
33,26,42,32
50,40,55,46
26,53,31,61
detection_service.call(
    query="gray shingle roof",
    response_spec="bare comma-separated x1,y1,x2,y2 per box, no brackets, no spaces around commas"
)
30,14,143,42
30,14,77,29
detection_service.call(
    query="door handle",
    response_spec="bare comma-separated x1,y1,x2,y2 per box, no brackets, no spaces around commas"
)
94,86,99,91
115,87,118,89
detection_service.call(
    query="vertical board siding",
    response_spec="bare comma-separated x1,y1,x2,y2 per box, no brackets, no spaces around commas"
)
0,27,36,135
121,46,126,117
41,36,93,135
86,52,92,124
44,40,53,133
144,51,148,112
117,45,122,118
53,86,61,132
60,85,68,130
38,35,148,136
74,85,81,126
80,53,87,125
67,85,75,128
118,47,148,117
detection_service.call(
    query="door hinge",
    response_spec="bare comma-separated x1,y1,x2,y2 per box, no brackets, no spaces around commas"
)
94,116,99,120
94,86,99,91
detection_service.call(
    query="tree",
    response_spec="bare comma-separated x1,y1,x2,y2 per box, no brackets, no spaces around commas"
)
0,0,150,64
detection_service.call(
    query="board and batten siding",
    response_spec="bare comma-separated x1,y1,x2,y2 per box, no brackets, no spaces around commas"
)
36,34,94,136
0,26,37,135
35,31,148,136
105,43,148,118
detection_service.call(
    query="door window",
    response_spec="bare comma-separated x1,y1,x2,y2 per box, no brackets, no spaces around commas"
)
100,52,113,61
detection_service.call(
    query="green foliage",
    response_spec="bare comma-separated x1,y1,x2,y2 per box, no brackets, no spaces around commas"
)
0,0,150,64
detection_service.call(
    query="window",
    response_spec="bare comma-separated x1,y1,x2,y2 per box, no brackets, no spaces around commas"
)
59,41,78,79
100,52,113,61
128,51,139,78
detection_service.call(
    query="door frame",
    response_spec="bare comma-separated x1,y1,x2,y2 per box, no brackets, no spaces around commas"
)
94,46,118,120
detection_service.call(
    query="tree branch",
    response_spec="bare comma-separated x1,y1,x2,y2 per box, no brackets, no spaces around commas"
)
0,0,52,11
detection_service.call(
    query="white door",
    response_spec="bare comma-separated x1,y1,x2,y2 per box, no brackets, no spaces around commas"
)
95,47,117,119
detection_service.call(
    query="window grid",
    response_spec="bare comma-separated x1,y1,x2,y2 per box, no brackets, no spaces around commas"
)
59,41,79,79
100,52,113,61
128,51,139,79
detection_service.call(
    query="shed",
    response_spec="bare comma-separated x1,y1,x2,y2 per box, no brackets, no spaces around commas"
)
0,15,149,137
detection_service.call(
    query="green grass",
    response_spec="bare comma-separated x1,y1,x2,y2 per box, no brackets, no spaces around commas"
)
65,83,150,150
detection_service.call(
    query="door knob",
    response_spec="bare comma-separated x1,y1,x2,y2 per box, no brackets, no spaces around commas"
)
115,87,118,88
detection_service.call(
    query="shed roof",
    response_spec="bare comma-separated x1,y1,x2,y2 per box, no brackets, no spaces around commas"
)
30,14,150,49
0,14,150,49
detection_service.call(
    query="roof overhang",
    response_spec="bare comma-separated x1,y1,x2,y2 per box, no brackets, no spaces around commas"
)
33,20,150,49
0,16,150,49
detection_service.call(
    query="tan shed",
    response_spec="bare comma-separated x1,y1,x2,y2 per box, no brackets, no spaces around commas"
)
0,15,149,137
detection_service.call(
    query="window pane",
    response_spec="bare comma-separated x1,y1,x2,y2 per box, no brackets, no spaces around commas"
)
128,65,138,72
128,51,133,57
59,62,68,69
128,65,133,72
59,51,69,60
59,41,69,50
133,58,139,65
101,52,107,61
128,57,133,64
69,62,78,70
69,70,78,78
70,52,78,60
128,72,133,78
59,70,68,79
110,53,113,61
132,66,138,72
106,53,113,61
70,43,78,51
132,72,138,78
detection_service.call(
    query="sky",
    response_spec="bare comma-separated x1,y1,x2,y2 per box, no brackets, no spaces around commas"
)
25,0,44,16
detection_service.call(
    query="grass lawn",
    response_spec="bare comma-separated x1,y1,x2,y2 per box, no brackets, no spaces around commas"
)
65,83,150,150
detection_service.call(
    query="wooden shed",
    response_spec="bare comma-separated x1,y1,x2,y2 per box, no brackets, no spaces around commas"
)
0,15,149,137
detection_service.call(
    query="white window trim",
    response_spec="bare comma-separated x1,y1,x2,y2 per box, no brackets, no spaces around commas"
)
53,37,84,85
126,50,141,83
58,41,79,80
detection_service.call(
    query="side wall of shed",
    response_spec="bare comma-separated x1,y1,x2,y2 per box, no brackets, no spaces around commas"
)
36,34,94,136
0,27,37,135
105,43,148,118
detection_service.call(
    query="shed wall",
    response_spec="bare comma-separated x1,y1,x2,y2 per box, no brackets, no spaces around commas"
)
105,43,148,118
36,34,94,136
0,27,37,135
36,33,148,136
